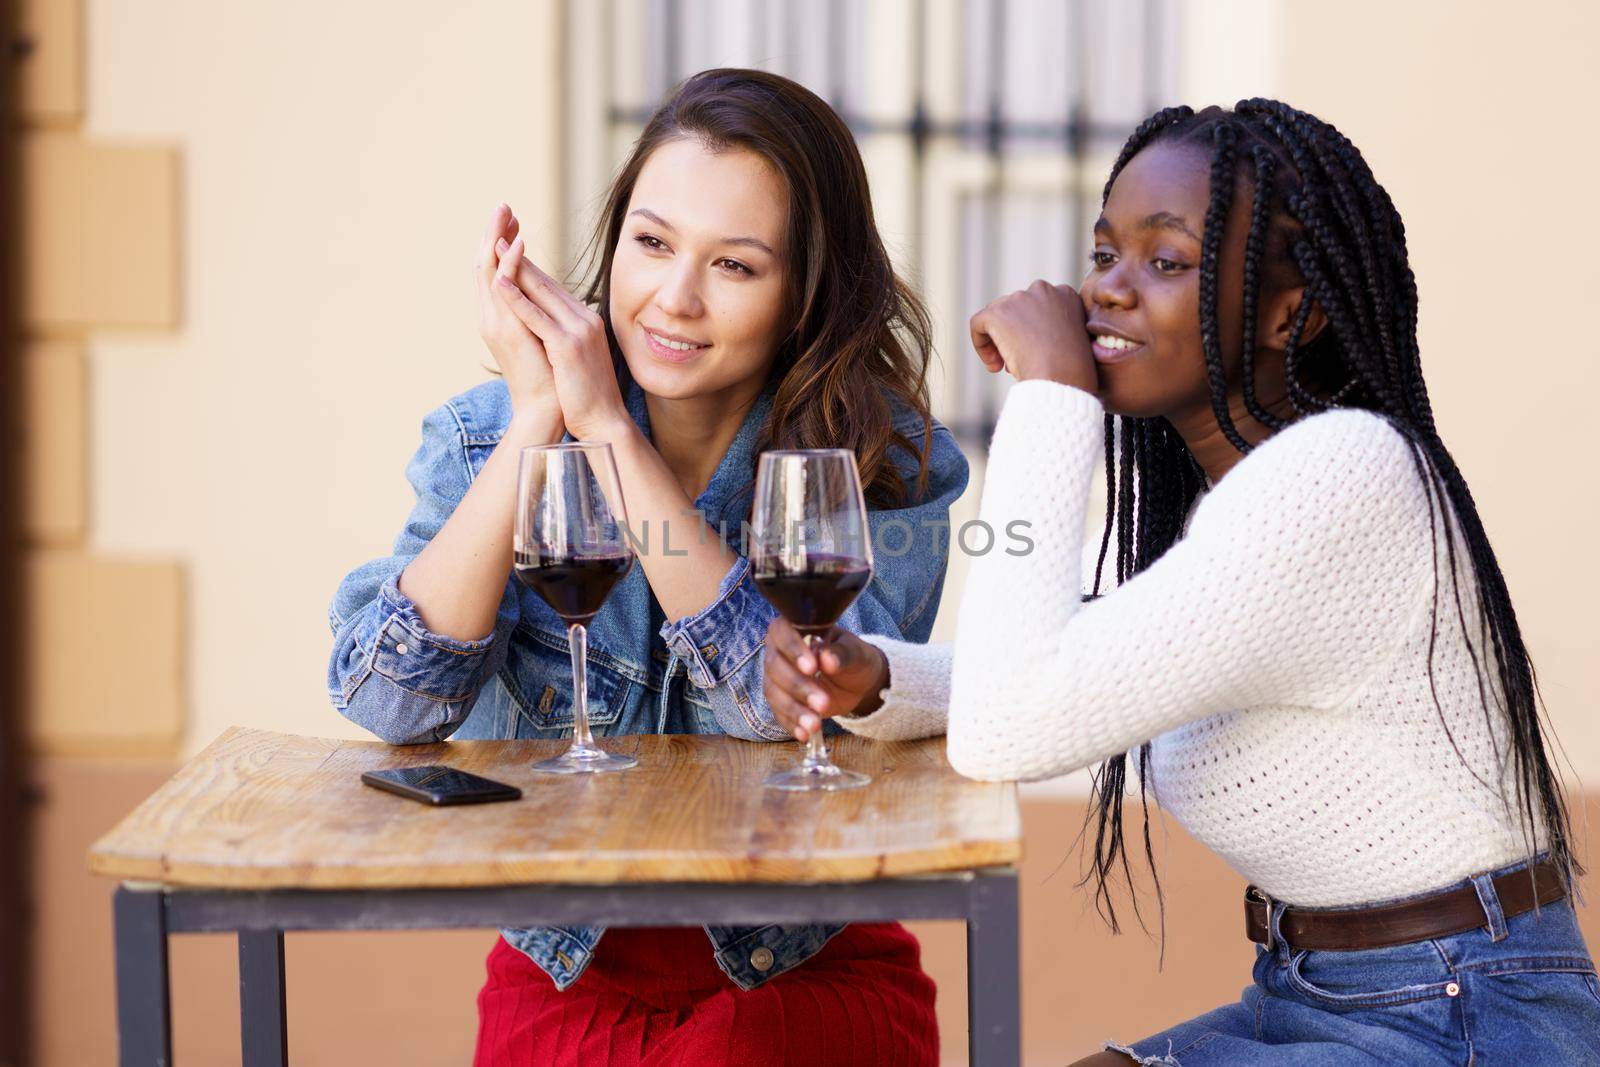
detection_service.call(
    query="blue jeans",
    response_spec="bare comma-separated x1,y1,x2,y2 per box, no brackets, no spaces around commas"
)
1110,858,1600,1065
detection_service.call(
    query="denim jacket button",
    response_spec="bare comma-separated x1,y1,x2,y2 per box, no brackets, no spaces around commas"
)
394,642,408,655
749,946,774,972
1445,981,1460,997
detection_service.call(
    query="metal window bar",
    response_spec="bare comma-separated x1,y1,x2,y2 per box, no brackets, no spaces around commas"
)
572,0,1175,446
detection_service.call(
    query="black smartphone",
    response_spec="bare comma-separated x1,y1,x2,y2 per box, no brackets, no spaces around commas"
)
360,765,522,806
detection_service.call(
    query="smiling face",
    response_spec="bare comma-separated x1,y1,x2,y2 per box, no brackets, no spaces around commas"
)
1081,140,1275,426
608,137,792,404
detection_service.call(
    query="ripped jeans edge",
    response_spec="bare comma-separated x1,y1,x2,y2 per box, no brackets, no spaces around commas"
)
1103,1038,1182,1066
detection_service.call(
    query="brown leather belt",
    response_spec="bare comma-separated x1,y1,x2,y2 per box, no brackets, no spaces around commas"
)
1245,862,1567,951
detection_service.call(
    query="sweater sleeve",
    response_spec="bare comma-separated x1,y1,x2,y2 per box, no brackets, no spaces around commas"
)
947,381,1436,782
833,464,1118,743
832,636,953,741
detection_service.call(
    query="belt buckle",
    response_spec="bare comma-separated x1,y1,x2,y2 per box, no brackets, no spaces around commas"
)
1246,886,1276,951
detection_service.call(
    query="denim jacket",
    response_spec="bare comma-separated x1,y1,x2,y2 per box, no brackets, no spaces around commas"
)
328,378,968,991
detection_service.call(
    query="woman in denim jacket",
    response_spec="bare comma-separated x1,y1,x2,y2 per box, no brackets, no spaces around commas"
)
328,69,966,1065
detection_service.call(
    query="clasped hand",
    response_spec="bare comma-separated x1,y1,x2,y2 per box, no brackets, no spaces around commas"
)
474,203,632,442
968,278,1098,393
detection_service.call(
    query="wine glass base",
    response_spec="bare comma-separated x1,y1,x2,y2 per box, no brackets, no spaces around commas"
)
763,762,871,792
531,746,637,775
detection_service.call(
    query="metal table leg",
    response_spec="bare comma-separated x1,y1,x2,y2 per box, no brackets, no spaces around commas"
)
113,885,172,1067
239,930,288,1067
967,871,1021,1065
132,873,1021,1064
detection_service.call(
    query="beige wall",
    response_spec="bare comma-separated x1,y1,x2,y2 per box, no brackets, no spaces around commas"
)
82,0,566,754
1277,0,1600,789
17,0,187,763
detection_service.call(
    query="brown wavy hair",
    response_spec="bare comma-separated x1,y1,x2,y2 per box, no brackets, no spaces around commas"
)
577,68,935,507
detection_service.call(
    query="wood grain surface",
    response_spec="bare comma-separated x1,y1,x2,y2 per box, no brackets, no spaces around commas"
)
88,728,1021,888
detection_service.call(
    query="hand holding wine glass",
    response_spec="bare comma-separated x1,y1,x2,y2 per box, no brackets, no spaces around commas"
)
762,618,889,742
750,449,875,791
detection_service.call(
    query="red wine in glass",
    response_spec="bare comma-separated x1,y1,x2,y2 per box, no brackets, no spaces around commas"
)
753,554,872,636
514,551,634,625
514,442,637,774
750,449,874,791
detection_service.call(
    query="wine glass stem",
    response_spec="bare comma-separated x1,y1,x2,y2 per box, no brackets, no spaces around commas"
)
568,622,596,752
803,634,830,765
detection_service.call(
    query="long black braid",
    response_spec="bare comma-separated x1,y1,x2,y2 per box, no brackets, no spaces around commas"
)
1079,100,1580,936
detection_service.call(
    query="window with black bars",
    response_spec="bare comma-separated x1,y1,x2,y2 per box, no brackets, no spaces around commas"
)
565,0,1177,445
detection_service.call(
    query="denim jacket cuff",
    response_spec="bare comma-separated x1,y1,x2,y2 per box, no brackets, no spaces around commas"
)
709,922,849,990
365,575,496,700
658,556,774,689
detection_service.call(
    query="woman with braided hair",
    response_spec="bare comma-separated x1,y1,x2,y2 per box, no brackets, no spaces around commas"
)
763,100,1600,1064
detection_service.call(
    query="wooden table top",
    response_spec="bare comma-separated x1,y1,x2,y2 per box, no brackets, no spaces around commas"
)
87,727,1021,889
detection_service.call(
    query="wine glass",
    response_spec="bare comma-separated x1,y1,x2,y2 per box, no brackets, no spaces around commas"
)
750,449,874,791
513,442,637,774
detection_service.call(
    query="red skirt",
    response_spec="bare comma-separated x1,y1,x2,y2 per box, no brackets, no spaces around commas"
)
474,923,938,1066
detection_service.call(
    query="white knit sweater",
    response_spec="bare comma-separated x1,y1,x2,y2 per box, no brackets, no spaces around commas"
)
839,380,1539,907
